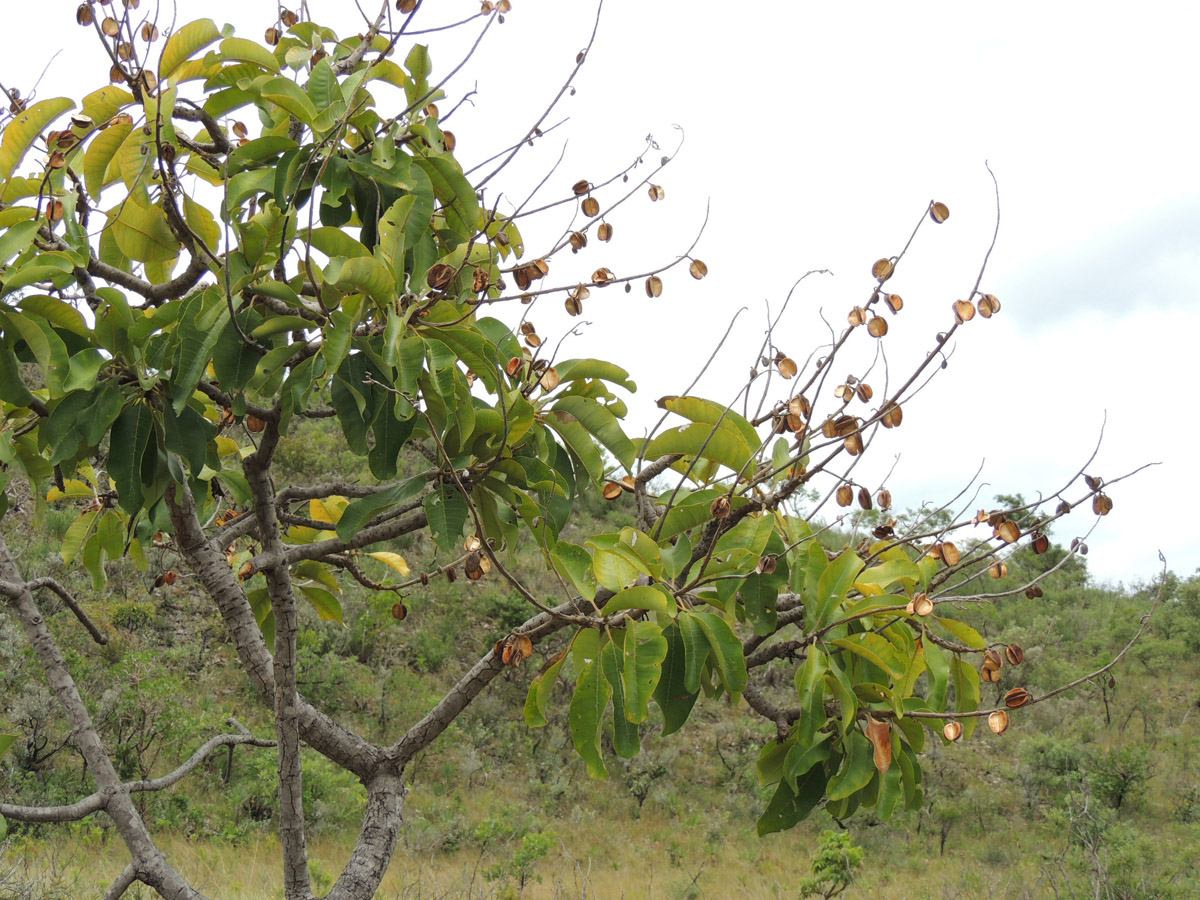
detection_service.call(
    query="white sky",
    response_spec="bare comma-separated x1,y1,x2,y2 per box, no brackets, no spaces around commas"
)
7,1,1197,586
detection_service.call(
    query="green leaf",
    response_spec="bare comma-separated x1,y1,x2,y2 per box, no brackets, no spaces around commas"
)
422,484,468,553
61,510,98,566
676,613,710,694
601,584,676,617
601,639,639,759
108,402,156,513
524,649,567,728
656,395,760,452
83,122,131,198
297,583,344,623
0,734,17,761
923,634,950,710
554,359,636,392
691,612,747,698
855,554,921,596
794,646,828,744
0,220,39,266
653,623,699,736
552,396,635,471
832,633,906,683
0,98,74,186
569,654,610,779
160,19,222,81
825,659,858,735
79,85,134,124
813,549,865,630
336,476,425,543
220,37,282,73
257,76,317,125
783,731,833,792
644,422,753,476
937,616,987,650
826,731,876,801
620,620,667,724
876,761,904,822
111,194,180,263
757,766,827,836
324,255,395,304
951,654,981,739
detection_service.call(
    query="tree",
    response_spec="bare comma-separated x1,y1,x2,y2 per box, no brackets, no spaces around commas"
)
0,3,1151,898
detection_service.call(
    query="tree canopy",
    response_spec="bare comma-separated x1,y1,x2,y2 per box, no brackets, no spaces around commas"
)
0,4,1145,899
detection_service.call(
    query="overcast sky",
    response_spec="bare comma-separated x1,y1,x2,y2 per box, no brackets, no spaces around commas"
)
6,1,1195,586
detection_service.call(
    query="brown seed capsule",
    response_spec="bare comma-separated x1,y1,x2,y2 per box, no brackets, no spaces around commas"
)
1004,687,1032,708
238,561,253,581
988,710,1010,735
836,484,853,507
953,299,976,323
885,293,904,314
582,197,600,217
911,593,933,616
245,415,265,433
844,433,864,456
647,184,665,201
880,402,903,429
997,520,1020,543
1092,493,1113,516
857,487,873,511
867,316,888,337
989,560,1008,579
939,541,960,566
872,258,895,281
943,721,963,742
572,179,591,195
1031,531,1050,554
1004,644,1024,665
602,481,623,500
391,602,408,620
983,649,1003,671
981,665,1000,683
597,222,613,241
710,496,731,519
756,555,778,575
1024,585,1044,600
877,489,892,509
445,566,457,583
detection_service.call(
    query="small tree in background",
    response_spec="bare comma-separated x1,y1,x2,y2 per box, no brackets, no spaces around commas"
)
0,3,1154,898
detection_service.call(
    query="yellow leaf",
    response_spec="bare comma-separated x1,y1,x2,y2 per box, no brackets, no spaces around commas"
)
367,551,411,577
47,479,94,502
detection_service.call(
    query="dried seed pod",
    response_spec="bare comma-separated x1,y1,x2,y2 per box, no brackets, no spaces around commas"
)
911,593,933,616
872,258,895,281
245,415,265,433
836,484,853,507
953,299,976,323
930,201,950,224
989,560,1008,579
867,316,888,337
1004,644,1024,665
880,402,903,429
877,489,892,509
582,196,600,217
997,520,1020,543
597,222,613,241
1024,585,1044,600
1093,493,1113,515
645,276,663,298
981,665,1000,683
857,487,873,510
855,383,873,403
569,231,587,251
391,602,408,620
844,433,863,455
943,721,963,742
848,306,868,327
988,710,1010,735
710,496,731,519
1031,532,1050,554
647,184,665,201
571,179,591,195
938,541,960,566
602,481,623,500
689,259,708,279
1004,687,1032,708
983,649,1003,671
977,293,1001,317
756,554,778,575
